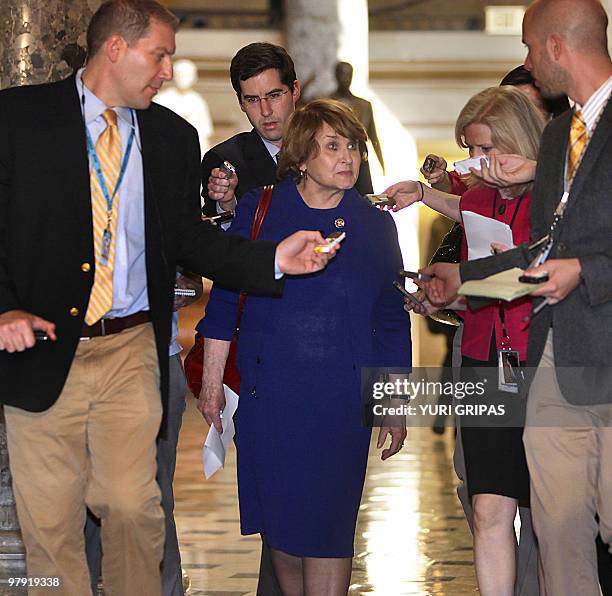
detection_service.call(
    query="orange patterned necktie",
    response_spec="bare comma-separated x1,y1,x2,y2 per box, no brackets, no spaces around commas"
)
85,109,122,325
567,109,587,184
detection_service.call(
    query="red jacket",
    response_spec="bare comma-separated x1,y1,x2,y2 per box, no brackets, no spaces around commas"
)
459,187,532,361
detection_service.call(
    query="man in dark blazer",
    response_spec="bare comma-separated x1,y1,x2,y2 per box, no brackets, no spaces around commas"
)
416,0,612,593
0,2,336,594
202,129,279,215
202,43,374,220
201,43,299,218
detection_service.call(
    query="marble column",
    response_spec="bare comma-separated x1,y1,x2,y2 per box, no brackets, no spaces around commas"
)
0,2,99,590
0,0,100,90
284,0,420,349
0,407,24,590
285,0,369,100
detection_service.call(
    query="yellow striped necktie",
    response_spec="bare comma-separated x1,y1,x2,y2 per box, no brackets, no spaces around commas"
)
85,109,122,325
567,109,587,184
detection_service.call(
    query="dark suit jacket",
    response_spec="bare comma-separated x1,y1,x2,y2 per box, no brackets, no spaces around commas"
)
201,129,374,217
201,130,277,217
460,101,612,404
0,76,283,421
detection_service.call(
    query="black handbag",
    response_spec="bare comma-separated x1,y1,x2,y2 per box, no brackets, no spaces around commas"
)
430,222,462,265
428,222,463,326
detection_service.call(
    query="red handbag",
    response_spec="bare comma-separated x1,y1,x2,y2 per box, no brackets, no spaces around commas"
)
184,185,274,397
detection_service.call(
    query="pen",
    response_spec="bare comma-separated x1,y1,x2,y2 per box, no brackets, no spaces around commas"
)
523,299,549,323
399,270,435,282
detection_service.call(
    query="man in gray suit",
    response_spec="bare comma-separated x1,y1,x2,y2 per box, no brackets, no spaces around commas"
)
416,1,612,593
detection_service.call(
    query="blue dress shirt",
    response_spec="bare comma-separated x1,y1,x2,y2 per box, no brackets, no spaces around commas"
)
76,70,181,355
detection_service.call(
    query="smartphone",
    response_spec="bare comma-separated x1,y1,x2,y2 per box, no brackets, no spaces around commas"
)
519,273,549,284
399,270,434,282
314,231,346,253
203,210,235,224
365,194,396,207
219,160,236,178
453,155,489,175
422,156,436,174
393,281,424,307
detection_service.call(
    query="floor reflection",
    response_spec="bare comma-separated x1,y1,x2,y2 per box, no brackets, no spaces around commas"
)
174,399,476,595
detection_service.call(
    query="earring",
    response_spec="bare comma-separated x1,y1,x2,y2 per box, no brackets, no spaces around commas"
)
299,168,307,180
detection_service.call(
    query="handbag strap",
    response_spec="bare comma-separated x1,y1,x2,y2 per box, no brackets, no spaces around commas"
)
250,185,274,240
236,185,274,326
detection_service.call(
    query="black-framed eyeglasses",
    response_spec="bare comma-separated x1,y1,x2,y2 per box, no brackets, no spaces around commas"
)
241,89,290,106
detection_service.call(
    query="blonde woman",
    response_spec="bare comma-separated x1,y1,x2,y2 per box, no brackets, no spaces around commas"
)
386,86,545,596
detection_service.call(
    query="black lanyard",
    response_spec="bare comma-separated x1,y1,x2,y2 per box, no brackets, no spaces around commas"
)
491,190,525,229
491,190,526,342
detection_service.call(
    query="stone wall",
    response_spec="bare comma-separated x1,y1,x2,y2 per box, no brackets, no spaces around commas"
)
0,0,100,89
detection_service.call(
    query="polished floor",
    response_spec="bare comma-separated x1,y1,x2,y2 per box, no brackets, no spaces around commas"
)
174,400,477,595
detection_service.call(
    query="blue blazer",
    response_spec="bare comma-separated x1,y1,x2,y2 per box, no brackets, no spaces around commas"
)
198,177,411,396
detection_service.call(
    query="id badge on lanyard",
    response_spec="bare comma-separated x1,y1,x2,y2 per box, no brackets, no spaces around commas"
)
528,191,570,269
85,112,136,266
497,304,522,393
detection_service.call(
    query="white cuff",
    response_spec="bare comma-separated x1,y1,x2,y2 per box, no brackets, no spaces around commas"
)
216,200,235,231
274,251,284,280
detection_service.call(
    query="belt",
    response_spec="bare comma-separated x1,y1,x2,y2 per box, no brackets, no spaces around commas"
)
81,311,151,338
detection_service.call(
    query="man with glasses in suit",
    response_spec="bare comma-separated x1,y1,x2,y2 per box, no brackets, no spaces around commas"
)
201,42,300,219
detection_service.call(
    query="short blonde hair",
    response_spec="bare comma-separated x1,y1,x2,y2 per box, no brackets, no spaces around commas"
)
455,86,545,196
278,99,368,180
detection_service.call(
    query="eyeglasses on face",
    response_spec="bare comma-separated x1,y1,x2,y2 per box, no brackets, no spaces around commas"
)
241,89,290,106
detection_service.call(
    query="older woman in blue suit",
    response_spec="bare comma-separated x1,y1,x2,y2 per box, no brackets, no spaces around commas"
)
196,99,411,596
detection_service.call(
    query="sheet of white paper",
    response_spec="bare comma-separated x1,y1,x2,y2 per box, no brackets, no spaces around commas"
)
202,384,239,479
462,210,514,260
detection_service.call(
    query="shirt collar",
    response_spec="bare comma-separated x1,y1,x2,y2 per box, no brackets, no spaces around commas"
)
575,74,612,133
260,134,281,160
76,67,134,128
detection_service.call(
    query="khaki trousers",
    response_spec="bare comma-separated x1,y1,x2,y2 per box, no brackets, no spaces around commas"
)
5,323,164,596
524,331,612,596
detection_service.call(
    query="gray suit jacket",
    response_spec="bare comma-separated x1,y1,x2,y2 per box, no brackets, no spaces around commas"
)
460,100,612,404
